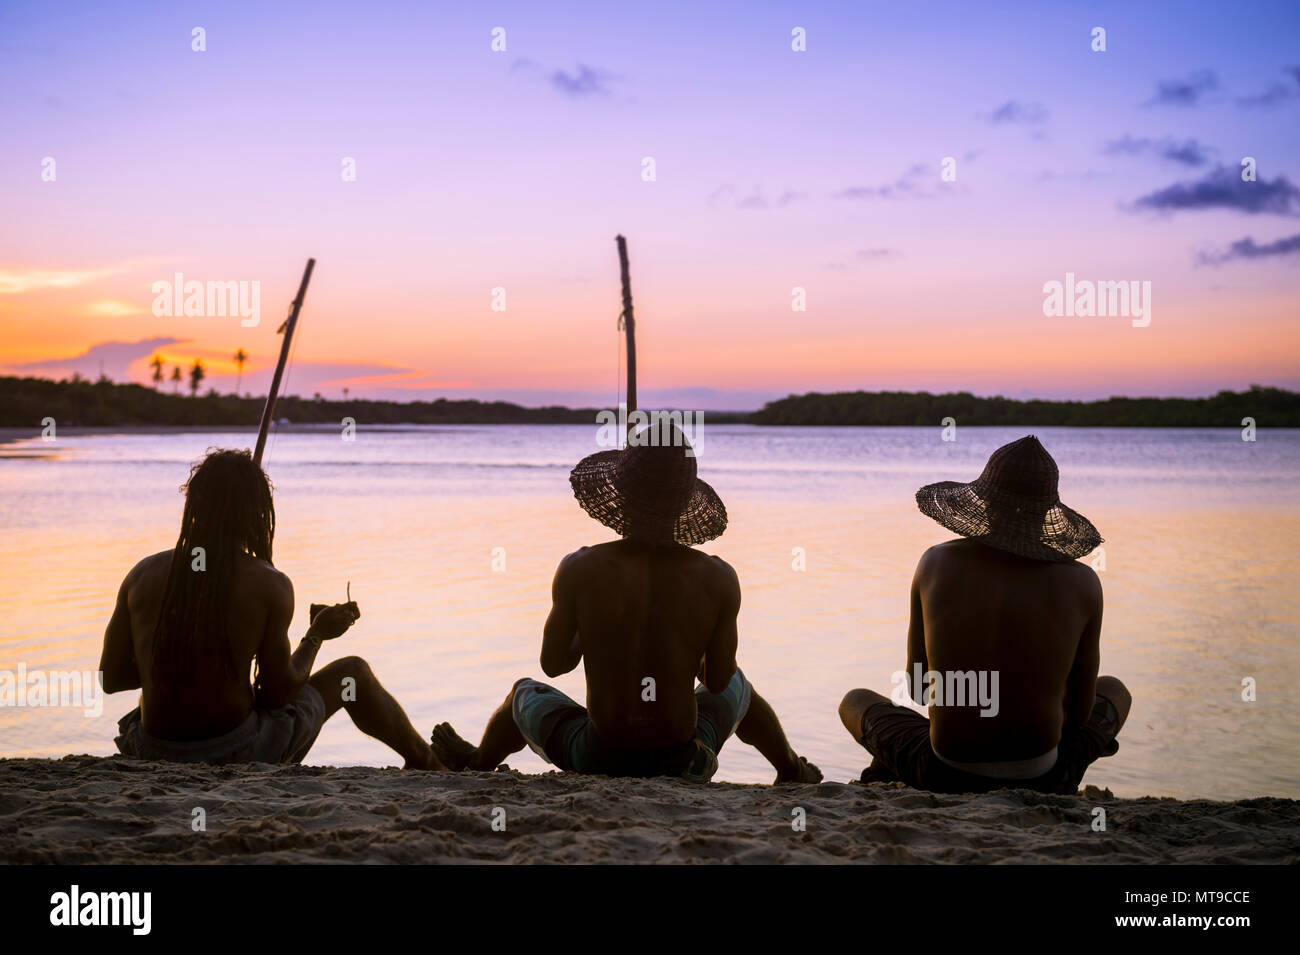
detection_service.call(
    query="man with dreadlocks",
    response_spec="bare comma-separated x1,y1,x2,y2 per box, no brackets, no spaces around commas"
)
100,448,444,769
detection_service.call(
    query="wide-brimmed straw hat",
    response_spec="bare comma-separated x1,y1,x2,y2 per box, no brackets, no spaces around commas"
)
569,425,727,545
915,435,1102,562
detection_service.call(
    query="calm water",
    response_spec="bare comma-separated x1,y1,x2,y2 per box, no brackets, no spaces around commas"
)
1,424,1297,800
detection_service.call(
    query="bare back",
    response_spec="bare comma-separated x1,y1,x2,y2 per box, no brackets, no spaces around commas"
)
912,538,1103,762
111,550,291,740
542,540,740,749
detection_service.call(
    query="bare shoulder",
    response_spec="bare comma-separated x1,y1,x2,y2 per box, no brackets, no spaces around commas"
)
700,553,740,606
915,540,961,578
556,544,596,574
703,552,739,585
1063,558,1103,601
240,557,293,603
124,550,173,589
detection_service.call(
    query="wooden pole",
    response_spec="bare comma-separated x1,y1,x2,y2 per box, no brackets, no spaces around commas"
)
616,235,636,444
253,258,315,468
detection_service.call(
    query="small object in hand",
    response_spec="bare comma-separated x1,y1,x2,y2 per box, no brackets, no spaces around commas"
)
310,582,358,624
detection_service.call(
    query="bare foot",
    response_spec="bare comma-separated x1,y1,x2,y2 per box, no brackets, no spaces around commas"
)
775,756,823,784
431,722,478,771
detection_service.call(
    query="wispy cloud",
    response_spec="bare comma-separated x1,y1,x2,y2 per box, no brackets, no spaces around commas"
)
1103,135,1213,166
708,185,806,210
86,299,146,317
824,246,902,270
832,162,931,201
1197,232,1300,266
550,64,616,97
1131,165,1300,216
509,59,620,98
1145,70,1218,107
983,100,1048,126
0,267,120,295
5,337,185,379
1236,66,1300,108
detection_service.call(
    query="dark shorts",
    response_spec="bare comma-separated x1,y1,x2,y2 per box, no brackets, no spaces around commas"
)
512,669,753,782
114,685,327,765
857,694,1122,795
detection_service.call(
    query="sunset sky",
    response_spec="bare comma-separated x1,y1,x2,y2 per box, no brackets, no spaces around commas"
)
1,0,1298,409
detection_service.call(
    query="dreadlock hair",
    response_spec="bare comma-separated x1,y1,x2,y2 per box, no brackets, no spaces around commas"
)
151,448,275,683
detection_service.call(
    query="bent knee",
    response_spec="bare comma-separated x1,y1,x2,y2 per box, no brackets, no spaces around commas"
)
838,689,865,721
839,688,887,733
508,676,540,704
1096,675,1132,720
1096,675,1130,704
335,655,374,680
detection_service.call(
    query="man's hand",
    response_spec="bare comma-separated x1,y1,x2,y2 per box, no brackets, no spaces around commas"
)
307,601,360,640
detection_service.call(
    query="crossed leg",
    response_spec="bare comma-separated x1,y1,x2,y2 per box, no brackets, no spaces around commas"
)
309,656,445,770
838,687,892,744
431,677,824,783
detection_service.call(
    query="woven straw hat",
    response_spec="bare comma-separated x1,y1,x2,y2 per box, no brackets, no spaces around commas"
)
569,425,727,545
915,435,1102,562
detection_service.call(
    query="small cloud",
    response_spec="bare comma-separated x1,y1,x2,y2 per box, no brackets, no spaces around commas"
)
1131,165,1300,216
5,337,186,380
832,162,932,201
87,299,145,317
1237,66,1300,108
550,64,616,97
1145,69,1218,107
736,188,805,210
984,100,1048,126
708,185,805,210
1102,135,1214,166
825,247,902,270
1197,231,1300,265
0,266,120,295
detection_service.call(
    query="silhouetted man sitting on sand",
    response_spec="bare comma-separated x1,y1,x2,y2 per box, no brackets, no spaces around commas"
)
839,435,1130,794
431,423,821,784
100,448,443,768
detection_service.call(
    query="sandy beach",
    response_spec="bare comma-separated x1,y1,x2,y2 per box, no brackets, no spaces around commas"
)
2,756,1296,864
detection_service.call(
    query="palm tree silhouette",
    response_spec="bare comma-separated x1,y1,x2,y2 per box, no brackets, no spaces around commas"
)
171,366,182,394
233,348,248,394
189,359,205,397
150,355,164,390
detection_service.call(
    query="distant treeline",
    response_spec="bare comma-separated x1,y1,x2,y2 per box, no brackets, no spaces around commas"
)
0,376,604,427
1,376,1295,429
748,386,1300,427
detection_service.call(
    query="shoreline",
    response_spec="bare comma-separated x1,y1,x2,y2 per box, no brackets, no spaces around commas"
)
5,423,1299,446
2,756,1296,864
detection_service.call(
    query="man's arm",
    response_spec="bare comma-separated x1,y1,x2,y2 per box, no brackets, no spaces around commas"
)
700,558,740,694
906,556,929,705
99,570,141,694
253,572,324,710
540,552,583,677
1063,569,1103,730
